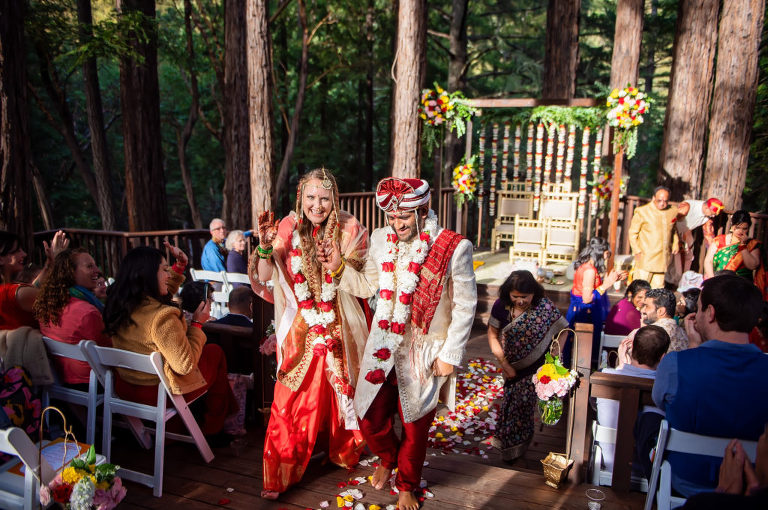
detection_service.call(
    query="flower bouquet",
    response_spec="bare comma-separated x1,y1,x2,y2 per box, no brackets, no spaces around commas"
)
419,83,477,155
39,445,125,510
605,85,651,159
451,156,478,207
532,350,578,426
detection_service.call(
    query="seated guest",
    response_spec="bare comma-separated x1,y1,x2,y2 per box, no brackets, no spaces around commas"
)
94,272,108,301
604,279,651,335
225,230,248,285
596,325,669,475
640,288,688,352
180,280,214,323
34,249,111,385
202,218,229,272
213,287,253,328
653,274,768,497
675,288,701,324
103,243,238,440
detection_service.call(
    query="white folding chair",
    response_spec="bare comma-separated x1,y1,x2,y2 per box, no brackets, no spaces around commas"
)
491,189,535,251
41,337,103,446
543,219,579,268
83,343,214,497
589,422,649,492
190,269,230,318
644,420,759,510
539,190,578,222
224,272,251,287
599,332,626,362
0,428,55,510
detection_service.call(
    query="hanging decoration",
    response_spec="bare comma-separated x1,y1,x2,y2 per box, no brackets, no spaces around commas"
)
452,156,479,207
605,85,651,159
555,124,566,184
544,123,555,188
577,127,591,220
419,83,477,155
513,124,521,181
533,123,544,212
501,122,511,190
489,124,499,216
590,129,603,217
525,123,534,191
477,124,486,215
564,124,576,184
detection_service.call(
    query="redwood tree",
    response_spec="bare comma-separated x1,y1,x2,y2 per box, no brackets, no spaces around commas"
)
609,0,644,91
119,0,167,231
542,0,580,99
702,0,765,209
390,0,426,178
657,0,719,200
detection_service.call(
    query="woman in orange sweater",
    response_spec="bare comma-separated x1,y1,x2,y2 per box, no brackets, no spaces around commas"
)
102,243,237,440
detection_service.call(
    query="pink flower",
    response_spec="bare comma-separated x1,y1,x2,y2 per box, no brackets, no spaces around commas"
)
318,301,333,312
407,262,421,273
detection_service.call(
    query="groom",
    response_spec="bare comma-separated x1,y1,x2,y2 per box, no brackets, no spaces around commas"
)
318,177,477,510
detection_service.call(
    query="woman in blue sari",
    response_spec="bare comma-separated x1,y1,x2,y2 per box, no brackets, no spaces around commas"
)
566,237,626,366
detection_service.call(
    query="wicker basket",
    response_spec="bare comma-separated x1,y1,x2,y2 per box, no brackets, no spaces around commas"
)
541,452,574,489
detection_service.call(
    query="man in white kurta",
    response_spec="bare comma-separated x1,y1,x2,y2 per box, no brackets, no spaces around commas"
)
320,177,476,510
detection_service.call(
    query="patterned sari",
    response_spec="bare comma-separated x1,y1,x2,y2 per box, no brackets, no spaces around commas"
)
489,297,567,461
713,235,760,281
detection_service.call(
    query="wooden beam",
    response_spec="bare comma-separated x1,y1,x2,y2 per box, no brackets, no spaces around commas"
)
465,98,600,108
608,147,624,269
568,322,594,485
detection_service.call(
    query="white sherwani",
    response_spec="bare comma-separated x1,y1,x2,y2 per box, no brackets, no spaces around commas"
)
338,225,477,423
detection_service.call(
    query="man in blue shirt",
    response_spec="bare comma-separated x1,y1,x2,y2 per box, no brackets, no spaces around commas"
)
201,218,228,272
652,274,768,497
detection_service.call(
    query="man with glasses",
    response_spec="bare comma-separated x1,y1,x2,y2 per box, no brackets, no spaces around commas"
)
628,186,679,288
202,218,229,272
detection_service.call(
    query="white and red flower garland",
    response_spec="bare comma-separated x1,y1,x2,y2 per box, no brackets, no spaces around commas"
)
364,213,439,385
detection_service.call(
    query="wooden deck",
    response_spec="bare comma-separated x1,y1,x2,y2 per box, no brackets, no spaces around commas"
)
115,327,647,510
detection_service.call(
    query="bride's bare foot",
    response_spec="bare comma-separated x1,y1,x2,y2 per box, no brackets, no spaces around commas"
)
370,464,391,490
260,490,279,500
398,489,420,510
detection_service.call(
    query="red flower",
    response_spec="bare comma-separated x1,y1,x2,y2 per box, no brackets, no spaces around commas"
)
326,337,340,351
382,262,395,272
325,273,333,284
289,248,301,257
318,301,333,312
408,262,421,273
387,233,398,243
365,369,387,385
420,232,430,242
313,344,327,357
309,324,326,335
618,97,625,105
378,319,390,330
298,299,314,309
373,348,391,361
391,322,405,334
399,293,413,305
540,375,551,384
379,289,393,300
294,273,306,284
52,483,73,503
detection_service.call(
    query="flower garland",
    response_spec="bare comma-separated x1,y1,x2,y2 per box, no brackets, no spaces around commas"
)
419,83,477,155
452,156,478,207
489,123,498,217
525,123,534,191
555,124,565,184
606,84,651,159
500,122,510,190
590,128,603,217
513,124,521,181
577,126,591,220
544,123,555,186
533,123,544,212
291,229,338,349
364,213,439,385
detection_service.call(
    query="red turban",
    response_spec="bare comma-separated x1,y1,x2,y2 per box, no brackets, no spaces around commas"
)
705,197,724,215
375,177,430,212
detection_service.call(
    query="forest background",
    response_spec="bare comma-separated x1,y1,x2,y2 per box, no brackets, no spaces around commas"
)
15,0,768,232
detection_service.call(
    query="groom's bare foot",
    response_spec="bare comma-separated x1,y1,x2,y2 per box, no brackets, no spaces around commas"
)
370,464,391,490
260,490,279,500
397,489,420,510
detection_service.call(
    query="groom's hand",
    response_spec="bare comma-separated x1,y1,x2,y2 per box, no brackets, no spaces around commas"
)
432,358,455,377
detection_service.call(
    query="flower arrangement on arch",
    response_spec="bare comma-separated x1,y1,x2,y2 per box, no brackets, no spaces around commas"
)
451,156,478,207
605,85,651,160
532,351,578,426
419,83,477,155
39,445,126,510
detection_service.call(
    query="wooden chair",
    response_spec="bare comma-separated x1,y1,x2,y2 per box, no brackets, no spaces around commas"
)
83,342,214,497
509,215,546,265
539,189,578,223
491,189,534,251
41,337,103,446
644,420,759,510
542,219,579,268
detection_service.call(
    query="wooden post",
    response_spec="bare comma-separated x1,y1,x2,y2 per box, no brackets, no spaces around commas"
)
568,322,594,484
608,147,623,270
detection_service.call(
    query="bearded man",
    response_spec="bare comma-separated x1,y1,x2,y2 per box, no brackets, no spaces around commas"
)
318,177,477,510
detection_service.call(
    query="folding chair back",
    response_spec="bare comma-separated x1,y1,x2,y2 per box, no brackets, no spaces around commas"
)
644,420,759,510
589,422,649,492
543,220,579,268
509,216,546,265
41,337,103,446
539,190,578,222
0,428,55,510
491,190,534,251
224,272,251,286
189,269,227,284
83,343,214,497
190,269,230,318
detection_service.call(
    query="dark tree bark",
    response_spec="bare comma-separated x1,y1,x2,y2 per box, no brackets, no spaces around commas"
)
222,0,251,230
443,0,469,186
642,0,658,95
247,0,274,218
542,0,581,99
390,0,426,178
0,0,33,244
77,0,117,230
609,0,644,90
119,0,167,231
31,161,53,230
657,0,719,200
363,0,375,190
702,0,765,209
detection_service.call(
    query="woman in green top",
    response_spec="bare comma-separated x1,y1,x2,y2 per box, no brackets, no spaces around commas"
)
704,210,761,281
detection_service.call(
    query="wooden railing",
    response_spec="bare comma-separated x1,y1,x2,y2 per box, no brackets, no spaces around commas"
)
339,188,455,232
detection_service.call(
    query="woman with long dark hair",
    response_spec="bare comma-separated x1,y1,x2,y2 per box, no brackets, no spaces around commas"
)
704,210,762,281
102,243,237,441
487,270,567,461
566,237,626,365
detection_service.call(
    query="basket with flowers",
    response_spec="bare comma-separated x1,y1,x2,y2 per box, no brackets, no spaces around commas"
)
451,156,478,207
605,85,651,159
532,338,579,426
419,83,477,154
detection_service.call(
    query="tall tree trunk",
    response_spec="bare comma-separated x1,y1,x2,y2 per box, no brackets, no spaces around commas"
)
177,0,202,229
443,0,469,186
119,0,167,231
702,0,765,209
657,0,719,200
247,0,274,220
609,0,644,91
0,0,33,244
77,0,117,230
31,161,53,230
390,0,426,178
542,0,581,99
271,0,308,206
642,0,658,95
222,0,251,230
364,0,375,190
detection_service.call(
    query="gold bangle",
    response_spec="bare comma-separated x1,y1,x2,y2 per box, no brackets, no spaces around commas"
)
330,257,346,279
595,285,605,295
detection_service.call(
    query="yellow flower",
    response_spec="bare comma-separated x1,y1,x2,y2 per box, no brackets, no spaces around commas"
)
610,89,619,99
344,494,354,502
97,480,110,491
435,432,444,438
62,466,85,485
337,496,345,507
370,505,382,510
